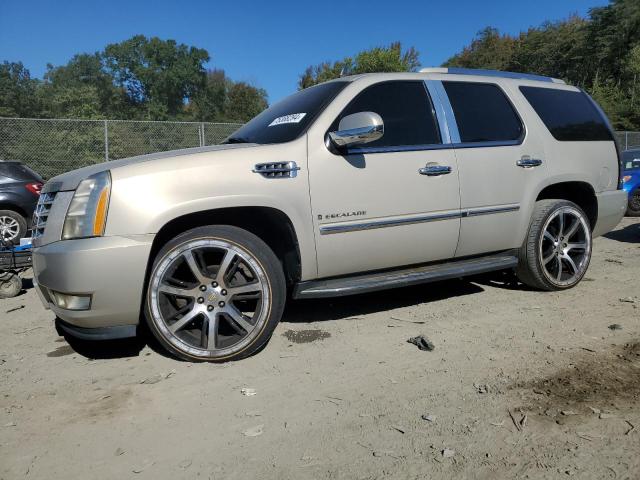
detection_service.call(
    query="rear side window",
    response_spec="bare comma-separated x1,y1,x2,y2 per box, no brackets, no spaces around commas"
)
623,150,640,170
0,162,43,182
443,82,523,143
334,81,441,148
519,86,613,142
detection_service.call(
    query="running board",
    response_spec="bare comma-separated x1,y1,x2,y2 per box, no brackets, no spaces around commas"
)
293,254,518,299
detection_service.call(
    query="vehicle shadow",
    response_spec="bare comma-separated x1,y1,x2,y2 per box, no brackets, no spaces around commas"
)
467,269,534,292
59,270,523,359
60,333,146,360
282,278,485,324
604,221,640,244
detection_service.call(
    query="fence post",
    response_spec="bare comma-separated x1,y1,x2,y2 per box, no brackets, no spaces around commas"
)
200,123,205,147
625,131,629,151
104,120,109,162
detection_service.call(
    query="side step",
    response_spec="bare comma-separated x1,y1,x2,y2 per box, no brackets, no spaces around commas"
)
293,254,518,299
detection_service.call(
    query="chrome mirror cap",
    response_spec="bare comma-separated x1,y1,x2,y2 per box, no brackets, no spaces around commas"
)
328,111,384,148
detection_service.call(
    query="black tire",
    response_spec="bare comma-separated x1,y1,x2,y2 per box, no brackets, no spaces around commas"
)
0,273,22,298
627,188,640,217
145,225,286,362
516,199,592,291
0,210,27,245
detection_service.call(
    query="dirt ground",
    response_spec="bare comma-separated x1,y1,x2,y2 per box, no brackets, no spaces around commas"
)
1,218,639,480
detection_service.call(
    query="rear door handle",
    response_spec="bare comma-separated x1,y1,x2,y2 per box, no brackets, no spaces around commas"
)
419,164,452,176
517,157,543,168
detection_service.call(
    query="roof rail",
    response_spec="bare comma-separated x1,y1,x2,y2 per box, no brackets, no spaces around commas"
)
419,67,565,84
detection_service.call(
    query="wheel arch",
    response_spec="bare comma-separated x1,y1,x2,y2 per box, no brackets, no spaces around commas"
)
147,206,302,288
535,181,598,230
0,202,28,219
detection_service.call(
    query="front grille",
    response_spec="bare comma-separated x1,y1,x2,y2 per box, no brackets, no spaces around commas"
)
32,192,57,239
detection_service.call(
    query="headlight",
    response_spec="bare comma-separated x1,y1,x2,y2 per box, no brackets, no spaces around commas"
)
62,171,111,240
622,175,631,183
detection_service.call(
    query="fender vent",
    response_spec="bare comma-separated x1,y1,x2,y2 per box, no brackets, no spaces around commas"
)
252,161,300,179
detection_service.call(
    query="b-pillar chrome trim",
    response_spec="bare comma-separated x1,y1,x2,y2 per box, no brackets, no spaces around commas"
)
319,204,520,235
425,80,461,144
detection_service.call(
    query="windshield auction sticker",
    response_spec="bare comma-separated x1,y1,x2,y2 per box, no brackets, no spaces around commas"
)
268,113,307,127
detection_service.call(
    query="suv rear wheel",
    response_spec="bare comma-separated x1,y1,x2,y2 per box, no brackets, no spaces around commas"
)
145,225,286,362
516,199,592,290
0,210,27,244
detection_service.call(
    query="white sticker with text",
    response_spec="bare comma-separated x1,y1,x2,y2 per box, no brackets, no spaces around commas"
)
268,113,307,127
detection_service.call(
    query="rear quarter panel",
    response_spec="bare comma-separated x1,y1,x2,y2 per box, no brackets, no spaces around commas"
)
503,81,620,244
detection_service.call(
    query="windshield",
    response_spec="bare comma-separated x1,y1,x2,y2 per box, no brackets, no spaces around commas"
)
224,81,348,145
622,150,640,170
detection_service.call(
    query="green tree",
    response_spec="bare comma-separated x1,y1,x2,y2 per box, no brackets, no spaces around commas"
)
0,61,41,117
190,69,228,121
508,17,588,82
442,0,640,130
444,27,516,70
224,82,268,122
41,53,131,119
103,35,210,119
299,42,420,89
189,69,268,122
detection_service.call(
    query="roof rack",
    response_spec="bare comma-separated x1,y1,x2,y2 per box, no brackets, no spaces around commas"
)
419,67,565,84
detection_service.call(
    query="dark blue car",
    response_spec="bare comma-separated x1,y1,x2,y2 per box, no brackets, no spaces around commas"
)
622,149,640,216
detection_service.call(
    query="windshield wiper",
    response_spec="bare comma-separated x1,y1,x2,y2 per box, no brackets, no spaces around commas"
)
223,136,252,144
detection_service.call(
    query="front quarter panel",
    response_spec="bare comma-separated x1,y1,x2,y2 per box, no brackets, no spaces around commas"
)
105,138,318,280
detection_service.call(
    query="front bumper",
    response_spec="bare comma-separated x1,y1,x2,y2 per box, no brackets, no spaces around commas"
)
593,190,627,237
33,234,154,330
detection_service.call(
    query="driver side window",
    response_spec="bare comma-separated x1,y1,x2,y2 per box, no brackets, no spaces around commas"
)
333,81,441,149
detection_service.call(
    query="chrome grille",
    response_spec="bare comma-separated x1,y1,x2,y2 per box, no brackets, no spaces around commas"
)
252,161,300,179
32,192,57,239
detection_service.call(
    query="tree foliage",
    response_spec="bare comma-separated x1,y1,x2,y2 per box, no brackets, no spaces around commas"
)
444,0,640,130
0,61,40,117
188,69,268,122
0,35,267,122
299,42,420,89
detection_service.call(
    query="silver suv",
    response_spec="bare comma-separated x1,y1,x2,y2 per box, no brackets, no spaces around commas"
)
32,68,627,362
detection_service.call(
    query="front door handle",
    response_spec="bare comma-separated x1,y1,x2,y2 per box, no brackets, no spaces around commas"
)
419,164,452,176
517,156,543,168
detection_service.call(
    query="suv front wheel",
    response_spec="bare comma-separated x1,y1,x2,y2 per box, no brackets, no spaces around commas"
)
516,199,592,291
145,225,286,362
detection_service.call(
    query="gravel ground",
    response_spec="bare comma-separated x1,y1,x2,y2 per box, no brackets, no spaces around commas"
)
1,218,639,480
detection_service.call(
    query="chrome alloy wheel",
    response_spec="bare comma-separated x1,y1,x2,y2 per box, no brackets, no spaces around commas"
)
149,239,271,359
539,206,591,287
0,216,20,242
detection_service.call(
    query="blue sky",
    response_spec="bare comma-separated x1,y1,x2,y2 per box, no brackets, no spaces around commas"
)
1,0,607,104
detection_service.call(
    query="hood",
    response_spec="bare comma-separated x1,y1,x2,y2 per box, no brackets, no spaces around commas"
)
42,143,257,193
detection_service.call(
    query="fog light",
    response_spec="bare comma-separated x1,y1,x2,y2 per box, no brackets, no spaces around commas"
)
50,291,91,311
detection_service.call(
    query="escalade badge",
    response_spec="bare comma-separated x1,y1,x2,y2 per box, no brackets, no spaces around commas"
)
318,211,366,221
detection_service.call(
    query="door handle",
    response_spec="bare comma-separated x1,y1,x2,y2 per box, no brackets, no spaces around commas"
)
516,156,543,168
419,164,452,176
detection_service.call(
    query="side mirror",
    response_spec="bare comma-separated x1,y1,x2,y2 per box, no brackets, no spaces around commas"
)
328,111,384,149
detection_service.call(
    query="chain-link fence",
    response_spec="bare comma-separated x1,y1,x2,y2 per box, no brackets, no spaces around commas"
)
0,117,242,179
615,131,640,151
1,117,639,179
